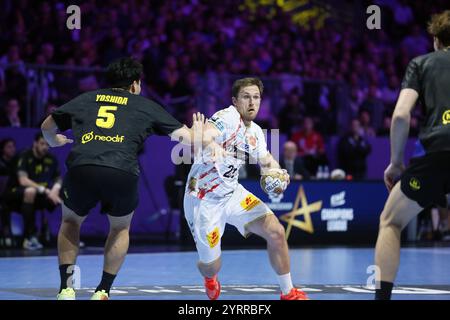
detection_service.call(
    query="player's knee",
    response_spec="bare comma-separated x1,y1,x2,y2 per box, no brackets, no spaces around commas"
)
267,222,286,244
61,218,81,232
23,187,37,202
379,210,402,230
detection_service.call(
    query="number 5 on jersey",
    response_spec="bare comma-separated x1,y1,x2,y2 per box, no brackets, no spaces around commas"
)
96,106,117,129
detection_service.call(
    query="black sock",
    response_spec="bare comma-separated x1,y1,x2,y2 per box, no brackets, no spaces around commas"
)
95,271,116,295
375,281,394,300
21,203,35,239
59,264,75,292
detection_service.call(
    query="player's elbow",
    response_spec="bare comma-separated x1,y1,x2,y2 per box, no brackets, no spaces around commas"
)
41,115,54,131
392,109,410,122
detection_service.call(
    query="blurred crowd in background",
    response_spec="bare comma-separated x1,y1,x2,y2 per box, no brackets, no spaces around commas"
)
1,0,449,177
0,0,449,248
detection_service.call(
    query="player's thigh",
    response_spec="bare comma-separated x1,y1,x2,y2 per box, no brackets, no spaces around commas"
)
98,167,139,217
387,154,450,229
62,166,100,217
380,183,423,230
184,194,226,263
226,184,274,238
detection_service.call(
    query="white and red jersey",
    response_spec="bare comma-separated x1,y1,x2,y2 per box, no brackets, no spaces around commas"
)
186,105,269,200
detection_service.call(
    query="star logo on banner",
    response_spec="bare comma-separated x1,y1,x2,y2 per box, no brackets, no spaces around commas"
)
280,186,322,239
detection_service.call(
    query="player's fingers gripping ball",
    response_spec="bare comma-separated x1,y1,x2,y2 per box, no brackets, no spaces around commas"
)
260,168,289,195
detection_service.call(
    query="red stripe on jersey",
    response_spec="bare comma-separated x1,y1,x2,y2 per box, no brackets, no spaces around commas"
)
198,183,220,199
199,166,217,179
222,122,242,149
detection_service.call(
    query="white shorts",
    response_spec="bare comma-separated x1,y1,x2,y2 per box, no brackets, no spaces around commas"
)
184,184,273,263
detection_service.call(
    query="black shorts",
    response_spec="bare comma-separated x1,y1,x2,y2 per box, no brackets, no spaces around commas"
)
400,151,450,208
62,165,139,217
2,186,57,212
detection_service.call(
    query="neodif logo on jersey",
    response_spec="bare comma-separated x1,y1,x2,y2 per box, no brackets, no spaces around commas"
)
81,131,125,144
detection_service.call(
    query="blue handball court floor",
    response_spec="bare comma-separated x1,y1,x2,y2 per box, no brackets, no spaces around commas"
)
0,245,450,300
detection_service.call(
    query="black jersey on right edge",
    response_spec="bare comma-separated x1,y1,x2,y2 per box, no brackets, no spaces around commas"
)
51,88,183,176
401,49,450,153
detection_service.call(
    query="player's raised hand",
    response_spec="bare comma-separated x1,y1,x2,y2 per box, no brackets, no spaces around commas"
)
192,112,205,157
53,134,74,147
192,112,205,129
384,162,405,192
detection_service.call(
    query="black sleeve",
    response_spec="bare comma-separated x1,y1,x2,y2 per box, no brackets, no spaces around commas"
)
401,58,420,93
149,102,183,136
51,94,84,131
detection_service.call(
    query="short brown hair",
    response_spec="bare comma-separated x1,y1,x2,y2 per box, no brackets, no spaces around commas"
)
232,77,264,98
428,10,450,47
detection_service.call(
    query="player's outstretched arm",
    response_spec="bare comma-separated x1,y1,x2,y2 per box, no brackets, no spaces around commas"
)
170,113,227,161
259,152,281,173
41,115,74,147
259,153,290,185
384,88,418,191
169,112,206,146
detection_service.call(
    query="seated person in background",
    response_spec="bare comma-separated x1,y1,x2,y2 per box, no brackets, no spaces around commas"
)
280,141,310,180
0,98,21,128
3,133,62,250
337,119,372,180
290,116,328,176
0,138,17,247
358,109,377,138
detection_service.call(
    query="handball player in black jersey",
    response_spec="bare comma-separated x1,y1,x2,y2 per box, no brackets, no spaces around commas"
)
41,57,205,300
374,11,450,300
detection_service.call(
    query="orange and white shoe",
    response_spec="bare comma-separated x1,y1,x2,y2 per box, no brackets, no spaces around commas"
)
280,288,309,300
204,275,221,300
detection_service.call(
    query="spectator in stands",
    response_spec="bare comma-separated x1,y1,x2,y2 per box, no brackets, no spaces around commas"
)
2,133,62,250
401,25,431,59
54,58,80,102
358,109,377,138
280,141,310,180
337,119,372,180
381,76,400,109
360,85,385,131
0,0,447,136
278,89,305,136
0,98,21,127
291,117,328,176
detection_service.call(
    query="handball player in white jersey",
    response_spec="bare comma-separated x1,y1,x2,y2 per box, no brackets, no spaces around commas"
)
184,77,308,300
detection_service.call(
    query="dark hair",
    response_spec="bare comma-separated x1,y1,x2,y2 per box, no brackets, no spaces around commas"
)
106,57,143,89
34,132,44,142
0,138,14,153
232,77,264,98
428,10,450,47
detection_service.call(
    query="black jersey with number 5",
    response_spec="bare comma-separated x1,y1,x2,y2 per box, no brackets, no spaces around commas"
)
51,88,183,176
401,49,450,154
